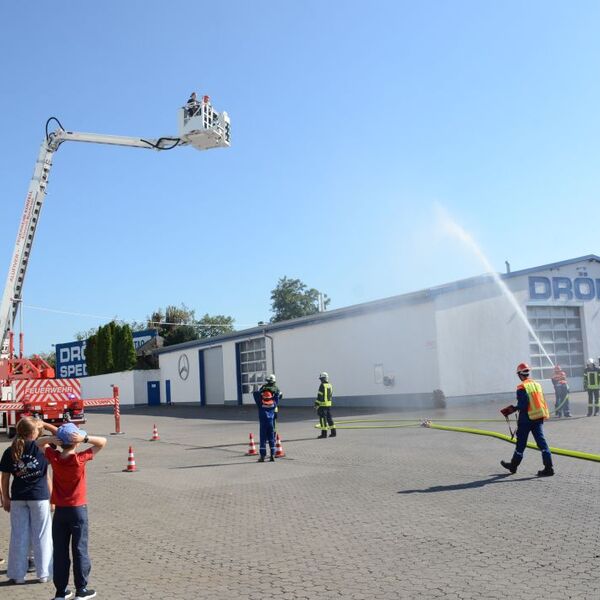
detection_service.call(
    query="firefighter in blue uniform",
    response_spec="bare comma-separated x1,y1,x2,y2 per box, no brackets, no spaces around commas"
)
315,372,336,439
501,362,554,477
253,388,279,462
583,358,600,416
551,365,571,418
259,374,282,431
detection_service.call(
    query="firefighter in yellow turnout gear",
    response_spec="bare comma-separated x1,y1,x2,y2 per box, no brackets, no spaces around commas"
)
584,358,600,417
315,372,336,438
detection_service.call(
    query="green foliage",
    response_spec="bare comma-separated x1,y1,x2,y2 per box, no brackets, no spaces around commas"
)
85,321,136,374
197,313,235,339
96,323,114,374
85,334,98,375
122,325,137,370
270,276,330,322
149,304,235,346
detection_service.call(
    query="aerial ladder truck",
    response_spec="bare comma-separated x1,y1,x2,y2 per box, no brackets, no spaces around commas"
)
0,96,230,436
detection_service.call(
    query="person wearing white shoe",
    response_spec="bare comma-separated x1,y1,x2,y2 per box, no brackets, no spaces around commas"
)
0,417,53,585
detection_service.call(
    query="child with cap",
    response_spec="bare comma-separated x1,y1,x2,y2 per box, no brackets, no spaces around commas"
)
37,421,106,600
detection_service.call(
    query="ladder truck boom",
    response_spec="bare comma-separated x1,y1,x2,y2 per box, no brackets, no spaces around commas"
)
0,98,230,358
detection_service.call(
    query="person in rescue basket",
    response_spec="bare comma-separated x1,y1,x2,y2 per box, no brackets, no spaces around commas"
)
500,362,554,477
0,417,53,585
37,422,106,600
253,388,279,462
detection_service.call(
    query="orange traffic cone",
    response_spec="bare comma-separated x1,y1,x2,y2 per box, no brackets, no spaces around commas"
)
123,446,137,472
150,424,160,441
275,433,285,458
246,433,258,456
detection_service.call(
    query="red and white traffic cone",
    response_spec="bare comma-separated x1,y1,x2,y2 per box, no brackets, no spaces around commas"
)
246,433,258,456
274,433,285,458
150,424,160,441
123,446,137,472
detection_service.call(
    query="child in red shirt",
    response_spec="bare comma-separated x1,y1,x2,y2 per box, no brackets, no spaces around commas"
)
38,422,106,600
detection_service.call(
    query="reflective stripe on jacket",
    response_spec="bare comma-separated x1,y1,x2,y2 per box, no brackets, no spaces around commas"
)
518,378,549,420
316,382,333,407
585,370,600,390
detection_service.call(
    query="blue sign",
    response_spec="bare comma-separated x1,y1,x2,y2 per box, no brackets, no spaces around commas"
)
529,276,600,301
55,329,158,377
56,341,88,378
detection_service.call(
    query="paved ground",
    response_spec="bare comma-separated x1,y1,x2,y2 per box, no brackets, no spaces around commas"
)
1,392,599,600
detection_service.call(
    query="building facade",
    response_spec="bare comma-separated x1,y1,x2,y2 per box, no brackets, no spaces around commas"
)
154,255,600,408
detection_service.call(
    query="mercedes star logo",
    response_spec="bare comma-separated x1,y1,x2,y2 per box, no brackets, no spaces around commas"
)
178,354,190,380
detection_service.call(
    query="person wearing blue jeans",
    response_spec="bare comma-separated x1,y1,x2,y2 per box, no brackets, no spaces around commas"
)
501,362,554,477
0,417,53,585
38,422,106,600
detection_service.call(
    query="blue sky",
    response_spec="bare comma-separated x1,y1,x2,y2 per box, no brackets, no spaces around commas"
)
2,1,600,354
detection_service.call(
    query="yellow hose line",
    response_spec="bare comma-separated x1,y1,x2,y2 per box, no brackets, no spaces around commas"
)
334,418,506,424
427,423,600,463
315,422,420,430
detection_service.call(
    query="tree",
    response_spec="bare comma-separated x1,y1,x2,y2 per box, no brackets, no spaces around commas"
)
96,323,114,374
35,351,56,369
121,324,137,370
148,304,199,346
197,313,235,339
270,276,330,322
85,334,98,376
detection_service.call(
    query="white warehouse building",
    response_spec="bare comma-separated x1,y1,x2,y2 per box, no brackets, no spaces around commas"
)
155,255,600,408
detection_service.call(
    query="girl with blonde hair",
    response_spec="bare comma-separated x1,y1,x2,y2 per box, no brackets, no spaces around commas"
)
0,417,54,584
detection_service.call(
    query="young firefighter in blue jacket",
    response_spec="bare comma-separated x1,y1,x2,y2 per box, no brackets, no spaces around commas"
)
252,389,279,462
501,362,554,477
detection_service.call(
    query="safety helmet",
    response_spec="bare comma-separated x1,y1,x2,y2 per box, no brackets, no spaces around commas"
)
319,372,329,381
516,362,530,376
589,358,595,364
266,374,276,383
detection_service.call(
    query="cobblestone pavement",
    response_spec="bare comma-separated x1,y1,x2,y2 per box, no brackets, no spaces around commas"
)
1,393,599,599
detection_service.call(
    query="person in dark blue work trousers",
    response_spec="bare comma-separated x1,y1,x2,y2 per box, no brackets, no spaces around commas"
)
501,362,554,477
252,389,279,462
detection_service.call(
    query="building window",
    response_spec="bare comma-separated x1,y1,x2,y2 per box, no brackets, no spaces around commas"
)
239,338,266,394
527,306,584,379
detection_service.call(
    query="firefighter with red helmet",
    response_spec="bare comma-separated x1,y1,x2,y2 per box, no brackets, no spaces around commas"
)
500,362,554,477
252,388,280,462
551,365,571,418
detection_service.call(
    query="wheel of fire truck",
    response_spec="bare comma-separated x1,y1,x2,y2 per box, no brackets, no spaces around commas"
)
8,426,16,439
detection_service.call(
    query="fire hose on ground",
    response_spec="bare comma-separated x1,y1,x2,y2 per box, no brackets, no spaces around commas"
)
315,417,600,463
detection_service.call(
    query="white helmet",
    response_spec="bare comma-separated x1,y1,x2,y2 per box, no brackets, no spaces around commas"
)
589,358,595,364
266,374,276,383
319,372,329,381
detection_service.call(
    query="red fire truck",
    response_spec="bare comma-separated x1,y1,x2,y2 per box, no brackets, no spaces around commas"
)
0,101,230,436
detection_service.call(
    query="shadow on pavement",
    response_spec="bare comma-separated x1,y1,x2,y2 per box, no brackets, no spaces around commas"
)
397,473,539,494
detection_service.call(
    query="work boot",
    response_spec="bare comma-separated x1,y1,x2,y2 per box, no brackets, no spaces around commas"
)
329,429,336,437
537,466,555,477
500,460,518,474
269,455,275,462
318,431,327,439
587,408,593,417
257,456,265,463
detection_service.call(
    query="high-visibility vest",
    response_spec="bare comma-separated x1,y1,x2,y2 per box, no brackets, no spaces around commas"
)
518,379,549,420
317,382,333,407
585,370,600,390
